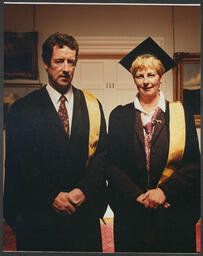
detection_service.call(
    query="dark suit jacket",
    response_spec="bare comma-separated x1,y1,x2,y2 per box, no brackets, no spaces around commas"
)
3,85,107,251
107,101,200,252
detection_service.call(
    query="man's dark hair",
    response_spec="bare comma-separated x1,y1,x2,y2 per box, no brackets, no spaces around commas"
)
42,32,79,66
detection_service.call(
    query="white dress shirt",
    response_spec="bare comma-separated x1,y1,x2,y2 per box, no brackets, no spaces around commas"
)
134,91,166,133
46,84,74,135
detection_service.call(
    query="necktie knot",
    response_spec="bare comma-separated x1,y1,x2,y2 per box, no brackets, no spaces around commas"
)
60,95,66,103
144,122,153,134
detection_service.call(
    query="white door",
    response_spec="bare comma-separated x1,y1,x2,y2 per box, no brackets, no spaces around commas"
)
72,58,138,125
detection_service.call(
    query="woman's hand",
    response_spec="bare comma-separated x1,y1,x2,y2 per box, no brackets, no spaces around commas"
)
136,193,149,205
136,188,171,209
143,188,170,209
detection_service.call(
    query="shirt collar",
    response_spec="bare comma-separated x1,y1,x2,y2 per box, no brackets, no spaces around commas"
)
134,90,166,114
46,83,73,104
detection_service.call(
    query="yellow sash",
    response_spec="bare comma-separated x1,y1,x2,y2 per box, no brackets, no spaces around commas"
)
158,101,186,185
82,90,101,166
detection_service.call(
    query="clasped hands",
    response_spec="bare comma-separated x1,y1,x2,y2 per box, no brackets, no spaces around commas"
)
52,188,86,215
136,187,170,209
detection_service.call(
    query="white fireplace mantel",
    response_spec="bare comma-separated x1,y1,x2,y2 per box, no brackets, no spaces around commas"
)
76,36,164,55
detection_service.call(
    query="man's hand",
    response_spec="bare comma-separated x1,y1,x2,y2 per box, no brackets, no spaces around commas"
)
52,192,76,215
68,188,86,207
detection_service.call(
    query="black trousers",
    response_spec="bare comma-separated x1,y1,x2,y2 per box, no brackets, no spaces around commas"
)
114,205,196,253
16,210,102,252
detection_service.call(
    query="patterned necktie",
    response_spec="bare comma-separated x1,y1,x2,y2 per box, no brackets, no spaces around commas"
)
143,107,161,171
58,95,70,139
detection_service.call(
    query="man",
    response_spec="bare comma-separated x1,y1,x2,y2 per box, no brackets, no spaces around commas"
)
4,32,107,252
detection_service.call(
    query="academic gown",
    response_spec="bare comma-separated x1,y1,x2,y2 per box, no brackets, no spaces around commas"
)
3,85,108,252
107,101,200,253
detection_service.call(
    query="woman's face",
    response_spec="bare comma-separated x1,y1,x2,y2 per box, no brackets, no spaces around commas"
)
134,67,163,100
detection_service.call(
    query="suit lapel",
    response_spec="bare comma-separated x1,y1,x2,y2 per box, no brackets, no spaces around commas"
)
69,86,89,159
71,86,89,139
134,109,145,148
123,103,136,149
151,102,169,146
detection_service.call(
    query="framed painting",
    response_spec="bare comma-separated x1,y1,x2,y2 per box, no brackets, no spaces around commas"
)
173,52,200,127
4,32,39,79
4,83,42,128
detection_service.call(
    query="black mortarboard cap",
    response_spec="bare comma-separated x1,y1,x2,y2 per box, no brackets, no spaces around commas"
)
119,37,176,73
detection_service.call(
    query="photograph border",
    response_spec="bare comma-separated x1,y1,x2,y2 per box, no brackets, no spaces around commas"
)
1,1,202,256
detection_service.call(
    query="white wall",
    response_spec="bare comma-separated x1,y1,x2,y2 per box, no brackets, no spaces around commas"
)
4,4,200,99
174,6,201,52
4,4,33,32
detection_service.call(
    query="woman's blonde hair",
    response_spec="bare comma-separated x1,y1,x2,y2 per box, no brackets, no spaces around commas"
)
130,55,165,78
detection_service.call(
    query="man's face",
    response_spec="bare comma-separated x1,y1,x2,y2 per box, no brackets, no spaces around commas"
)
44,45,77,93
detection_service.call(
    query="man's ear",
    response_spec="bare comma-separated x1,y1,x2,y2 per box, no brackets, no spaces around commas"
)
43,62,49,72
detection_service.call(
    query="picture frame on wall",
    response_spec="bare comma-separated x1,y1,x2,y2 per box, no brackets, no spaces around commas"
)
173,52,200,127
4,83,42,128
4,32,39,80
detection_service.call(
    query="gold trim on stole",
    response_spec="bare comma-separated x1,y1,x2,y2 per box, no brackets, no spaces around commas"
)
158,101,186,185
83,90,101,166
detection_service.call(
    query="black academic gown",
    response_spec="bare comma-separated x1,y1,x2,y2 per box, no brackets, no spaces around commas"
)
107,101,200,253
3,85,108,252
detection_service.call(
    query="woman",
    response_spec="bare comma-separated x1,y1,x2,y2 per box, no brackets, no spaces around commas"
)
107,37,200,252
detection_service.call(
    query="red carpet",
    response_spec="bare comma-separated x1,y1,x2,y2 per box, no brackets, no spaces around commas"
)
100,218,115,252
3,218,201,252
3,219,16,251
